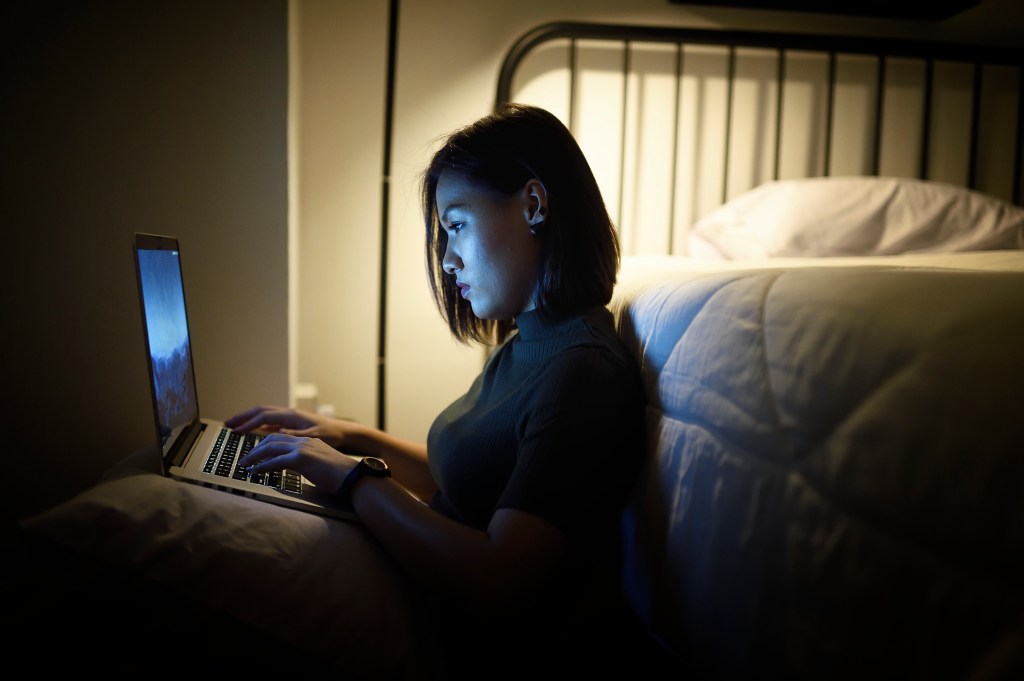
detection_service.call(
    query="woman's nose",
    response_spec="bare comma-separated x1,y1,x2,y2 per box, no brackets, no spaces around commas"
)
442,241,461,274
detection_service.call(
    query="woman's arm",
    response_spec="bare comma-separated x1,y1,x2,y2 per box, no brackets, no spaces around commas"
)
341,422,435,501
238,432,567,607
353,477,567,607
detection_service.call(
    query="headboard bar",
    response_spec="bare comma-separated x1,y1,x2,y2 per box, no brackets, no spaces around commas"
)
773,47,785,181
722,46,736,205
968,61,982,191
871,55,885,176
823,51,837,182
1018,67,1024,199
921,59,935,181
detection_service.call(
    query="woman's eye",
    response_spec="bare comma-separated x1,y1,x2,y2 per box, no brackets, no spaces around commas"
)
448,222,464,234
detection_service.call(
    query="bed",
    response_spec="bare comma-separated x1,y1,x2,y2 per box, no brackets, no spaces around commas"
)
16,20,1024,679
502,22,1024,678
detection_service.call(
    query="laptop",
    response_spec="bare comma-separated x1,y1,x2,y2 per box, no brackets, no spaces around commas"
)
133,232,358,521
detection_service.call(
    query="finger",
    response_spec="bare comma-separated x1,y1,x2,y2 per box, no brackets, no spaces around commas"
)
232,417,270,432
225,405,272,427
231,410,290,434
229,418,260,434
245,448,300,473
238,435,296,467
281,427,317,437
225,405,287,429
258,433,301,445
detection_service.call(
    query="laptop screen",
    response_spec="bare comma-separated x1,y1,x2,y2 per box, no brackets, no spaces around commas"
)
135,235,200,455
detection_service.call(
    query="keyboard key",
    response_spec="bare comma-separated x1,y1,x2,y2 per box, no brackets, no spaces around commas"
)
207,428,302,494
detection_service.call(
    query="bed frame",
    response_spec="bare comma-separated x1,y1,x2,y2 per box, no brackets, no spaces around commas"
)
495,22,1023,255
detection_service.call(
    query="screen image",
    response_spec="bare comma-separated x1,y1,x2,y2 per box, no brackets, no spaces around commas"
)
137,248,198,445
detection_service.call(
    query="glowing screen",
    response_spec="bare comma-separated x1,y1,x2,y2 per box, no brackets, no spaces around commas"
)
137,248,198,445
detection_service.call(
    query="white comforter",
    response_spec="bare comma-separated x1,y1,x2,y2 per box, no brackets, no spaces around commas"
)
609,251,1024,677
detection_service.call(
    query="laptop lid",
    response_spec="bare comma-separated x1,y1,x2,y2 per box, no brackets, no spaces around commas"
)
133,232,205,474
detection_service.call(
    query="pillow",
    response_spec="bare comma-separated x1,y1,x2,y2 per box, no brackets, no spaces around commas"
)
687,177,1024,259
18,448,420,678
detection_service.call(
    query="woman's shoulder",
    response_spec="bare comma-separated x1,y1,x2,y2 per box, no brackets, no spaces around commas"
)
506,306,640,386
539,308,642,393
579,305,621,340
576,307,637,367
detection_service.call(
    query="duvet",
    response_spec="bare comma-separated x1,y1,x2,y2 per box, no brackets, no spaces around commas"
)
609,251,1024,678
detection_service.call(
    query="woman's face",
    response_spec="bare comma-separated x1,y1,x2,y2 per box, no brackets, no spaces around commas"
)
436,170,543,321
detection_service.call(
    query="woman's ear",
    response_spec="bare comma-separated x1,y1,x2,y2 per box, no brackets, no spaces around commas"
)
523,179,548,232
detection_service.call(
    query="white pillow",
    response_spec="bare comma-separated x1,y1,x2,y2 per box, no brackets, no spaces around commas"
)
19,450,419,678
687,177,1024,259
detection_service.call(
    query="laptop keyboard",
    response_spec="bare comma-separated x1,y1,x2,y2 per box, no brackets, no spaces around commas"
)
204,428,303,494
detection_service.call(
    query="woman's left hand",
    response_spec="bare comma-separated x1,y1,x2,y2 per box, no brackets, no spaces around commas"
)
238,433,356,492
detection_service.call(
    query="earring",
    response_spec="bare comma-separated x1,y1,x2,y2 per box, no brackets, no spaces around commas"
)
529,211,545,235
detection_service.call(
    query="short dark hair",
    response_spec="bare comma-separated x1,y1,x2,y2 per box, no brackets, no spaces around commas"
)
422,103,620,345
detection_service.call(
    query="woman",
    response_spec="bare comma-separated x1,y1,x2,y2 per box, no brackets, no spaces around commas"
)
231,103,648,678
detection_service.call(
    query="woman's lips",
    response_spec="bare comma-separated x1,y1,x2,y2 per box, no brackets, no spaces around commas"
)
457,282,470,298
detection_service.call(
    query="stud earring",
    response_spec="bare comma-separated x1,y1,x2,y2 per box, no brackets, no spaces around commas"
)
529,206,546,234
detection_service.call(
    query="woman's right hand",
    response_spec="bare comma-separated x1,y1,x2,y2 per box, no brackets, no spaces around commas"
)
229,405,432,497
225,405,356,449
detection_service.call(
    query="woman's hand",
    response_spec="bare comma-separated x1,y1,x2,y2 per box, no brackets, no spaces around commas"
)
237,433,356,493
225,405,355,449
227,404,435,499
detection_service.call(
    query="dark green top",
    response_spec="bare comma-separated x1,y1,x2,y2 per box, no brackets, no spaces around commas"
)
423,305,647,678
427,305,645,541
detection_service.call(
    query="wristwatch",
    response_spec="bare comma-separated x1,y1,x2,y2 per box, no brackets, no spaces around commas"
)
337,456,390,506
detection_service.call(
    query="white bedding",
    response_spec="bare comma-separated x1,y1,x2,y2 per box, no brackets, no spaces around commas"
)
609,250,1024,675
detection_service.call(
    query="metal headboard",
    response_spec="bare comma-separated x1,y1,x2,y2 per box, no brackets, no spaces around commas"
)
495,22,1023,253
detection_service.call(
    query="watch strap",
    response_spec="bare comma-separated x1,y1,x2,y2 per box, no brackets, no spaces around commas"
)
336,457,390,506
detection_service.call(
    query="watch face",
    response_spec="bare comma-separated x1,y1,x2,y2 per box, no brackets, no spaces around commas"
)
364,457,389,473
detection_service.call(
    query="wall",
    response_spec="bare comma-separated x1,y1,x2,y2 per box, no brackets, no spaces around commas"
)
4,0,290,526
293,0,388,427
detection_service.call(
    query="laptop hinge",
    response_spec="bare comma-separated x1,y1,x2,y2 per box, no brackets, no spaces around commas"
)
167,420,206,469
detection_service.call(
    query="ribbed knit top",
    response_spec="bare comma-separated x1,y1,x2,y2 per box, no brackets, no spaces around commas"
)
426,305,645,544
